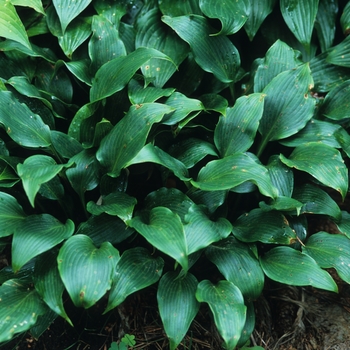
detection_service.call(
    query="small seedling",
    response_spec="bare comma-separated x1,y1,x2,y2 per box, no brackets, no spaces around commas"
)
109,334,136,350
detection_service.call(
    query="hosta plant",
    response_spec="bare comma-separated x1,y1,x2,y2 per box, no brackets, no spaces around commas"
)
1,0,350,349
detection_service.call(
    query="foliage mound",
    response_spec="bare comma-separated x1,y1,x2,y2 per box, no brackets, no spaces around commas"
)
1,0,350,349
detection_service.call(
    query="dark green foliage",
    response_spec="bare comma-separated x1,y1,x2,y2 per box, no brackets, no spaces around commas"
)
0,0,350,349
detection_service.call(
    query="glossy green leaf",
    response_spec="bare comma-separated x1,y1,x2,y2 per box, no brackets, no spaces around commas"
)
66,149,100,199
258,64,315,152
0,91,51,148
0,157,19,188
260,246,338,292
168,138,218,169
310,51,350,92
53,0,92,33
199,0,250,36
200,93,228,115
341,1,350,35
336,211,350,238
129,207,188,271
159,0,202,16
89,14,126,74
335,127,350,158
136,9,189,87
266,155,294,197
319,80,350,121
327,35,350,67
280,119,342,148
259,196,303,213
96,103,173,177
206,237,264,300
184,204,232,254
0,0,31,49
106,247,163,313
143,187,194,222
280,142,348,200
87,191,137,222
232,208,297,244
59,16,91,59
303,232,350,284
64,59,92,86
280,0,319,51
11,0,45,14
38,176,64,201
33,249,72,325
187,188,227,214
128,79,175,104
192,153,277,198
214,93,265,157
17,155,70,207
158,271,199,350
196,280,246,350
244,0,276,40
0,191,26,238
162,15,240,83
254,40,301,92
0,279,48,342
293,184,342,221
162,92,204,125
12,215,74,272
51,130,83,159
90,47,175,102
315,0,338,52
77,214,134,246
57,235,120,308
125,143,190,182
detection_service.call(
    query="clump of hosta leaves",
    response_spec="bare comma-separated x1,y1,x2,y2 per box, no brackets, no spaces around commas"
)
1,1,350,349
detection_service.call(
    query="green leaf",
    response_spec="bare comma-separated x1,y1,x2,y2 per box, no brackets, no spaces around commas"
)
232,208,297,244
88,14,126,74
57,235,120,308
200,93,228,115
168,138,218,169
341,1,350,35
206,237,264,300
66,149,100,199
336,211,350,238
77,214,134,246
53,0,92,33
258,64,315,153
159,0,202,16
327,35,350,67
184,204,232,254
280,142,348,200
315,0,338,52
0,0,31,49
199,0,250,36
136,9,189,87
17,155,70,207
64,59,92,86
244,0,276,40
192,153,277,198
303,232,350,284
11,0,44,14
260,246,338,292
158,271,199,350
319,79,350,121
214,93,265,157
266,155,294,197
90,47,175,102
280,119,342,148
59,16,92,59
196,280,247,350
162,92,204,125
125,143,190,182
259,196,303,214
51,130,83,159
143,187,194,222
96,103,173,177
0,279,48,342
129,207,188,271
0,191,26,238
105,247,164,313
87,191,137,222
254,40,301,92
12,215,74,272
293,184,342,222
33,249,73,325
0,91,51,148
280,0,319,51
310,51,350,92
162,15,240,83
187,188,227,215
